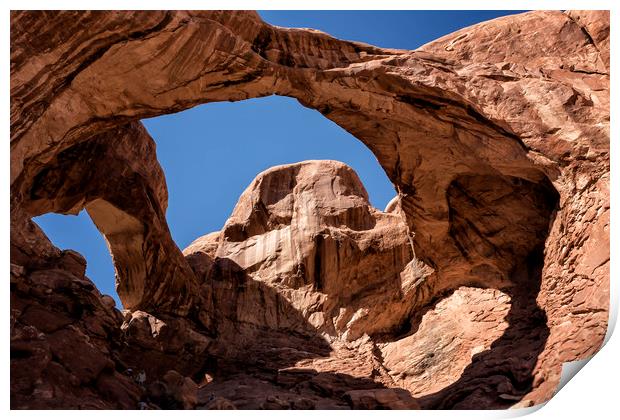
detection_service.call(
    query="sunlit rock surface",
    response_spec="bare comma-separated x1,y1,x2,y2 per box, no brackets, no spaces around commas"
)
184,160,433,342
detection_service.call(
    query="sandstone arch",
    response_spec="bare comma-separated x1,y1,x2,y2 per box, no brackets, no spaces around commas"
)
10,10,609,407
17,122,200,316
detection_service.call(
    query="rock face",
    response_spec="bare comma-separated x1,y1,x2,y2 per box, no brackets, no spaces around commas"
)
10,10,609,409
15,122,201,317
10,220,211,409
10,249,142,409
184,160,433,342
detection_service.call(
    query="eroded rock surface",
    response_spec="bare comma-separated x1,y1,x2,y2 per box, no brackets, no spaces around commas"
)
10,222,211,409
184,160,434,342
11,246,140,409
10,10,609,409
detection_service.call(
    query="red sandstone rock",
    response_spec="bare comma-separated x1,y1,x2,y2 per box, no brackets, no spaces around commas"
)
184,160,434,342
162,370,199,409
10,251,143,409
344,388,420,409
203,397,237,410
10,10,609,410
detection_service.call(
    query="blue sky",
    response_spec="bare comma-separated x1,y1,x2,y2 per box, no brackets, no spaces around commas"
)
33,11,523,307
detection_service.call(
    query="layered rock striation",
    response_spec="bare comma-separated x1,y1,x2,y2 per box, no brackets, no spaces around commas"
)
10,10,609,409
184,160,433,343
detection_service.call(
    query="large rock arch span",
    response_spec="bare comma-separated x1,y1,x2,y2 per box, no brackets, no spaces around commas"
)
10,10,609,408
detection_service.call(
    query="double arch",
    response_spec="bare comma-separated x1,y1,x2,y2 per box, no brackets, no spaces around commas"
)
10,10,609,406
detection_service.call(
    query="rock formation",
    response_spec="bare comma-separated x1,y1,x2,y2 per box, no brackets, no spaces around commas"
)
184,160,433,342
10,10,609,409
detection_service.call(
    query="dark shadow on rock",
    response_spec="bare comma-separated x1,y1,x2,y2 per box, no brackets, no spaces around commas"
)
414,174,560,409
113,255,334,389
417,248,551,408
197,369,419,409
195,256,333,370
370,173,560,409
10,246,144,409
